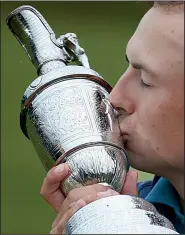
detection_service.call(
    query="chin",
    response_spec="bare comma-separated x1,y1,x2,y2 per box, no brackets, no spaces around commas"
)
125,142,164,175
125,150,151,173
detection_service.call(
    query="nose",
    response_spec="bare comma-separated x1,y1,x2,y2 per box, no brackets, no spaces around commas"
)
109,74,135,116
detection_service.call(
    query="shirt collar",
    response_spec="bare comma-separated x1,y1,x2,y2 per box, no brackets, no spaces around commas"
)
145,177,184,223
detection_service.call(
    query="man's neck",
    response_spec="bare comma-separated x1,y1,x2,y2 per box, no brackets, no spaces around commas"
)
169,172,184,200
168,172,184,215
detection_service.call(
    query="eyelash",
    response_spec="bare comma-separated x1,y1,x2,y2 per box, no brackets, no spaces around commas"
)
140,79,151,88
125,56,152,88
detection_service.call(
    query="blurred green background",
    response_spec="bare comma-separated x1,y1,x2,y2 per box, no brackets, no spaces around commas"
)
1,1,153,234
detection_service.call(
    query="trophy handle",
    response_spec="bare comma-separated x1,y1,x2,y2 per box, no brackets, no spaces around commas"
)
57,33,90,68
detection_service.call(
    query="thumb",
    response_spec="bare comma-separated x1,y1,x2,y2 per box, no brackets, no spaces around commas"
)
121,170,138,196
40,163,71,212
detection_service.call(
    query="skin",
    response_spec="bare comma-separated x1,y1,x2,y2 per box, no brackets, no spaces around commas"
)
40,4,184,234
110,5,184,195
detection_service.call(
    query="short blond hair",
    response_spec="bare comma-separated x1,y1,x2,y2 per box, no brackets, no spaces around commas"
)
153,1,184,11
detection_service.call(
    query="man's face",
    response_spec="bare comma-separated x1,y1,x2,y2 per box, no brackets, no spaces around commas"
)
109,6,184,177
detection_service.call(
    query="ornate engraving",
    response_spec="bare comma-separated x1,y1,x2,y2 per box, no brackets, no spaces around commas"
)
29,84,93,144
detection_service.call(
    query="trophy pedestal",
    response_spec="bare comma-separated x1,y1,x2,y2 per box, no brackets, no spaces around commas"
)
65,195,178,234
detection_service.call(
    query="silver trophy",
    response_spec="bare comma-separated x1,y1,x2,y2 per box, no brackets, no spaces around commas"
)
7,5,178,234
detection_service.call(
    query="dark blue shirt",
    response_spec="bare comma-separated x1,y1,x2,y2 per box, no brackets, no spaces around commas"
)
137,176,184,234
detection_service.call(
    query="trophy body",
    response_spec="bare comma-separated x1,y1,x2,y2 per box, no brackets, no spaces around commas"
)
7,5,178,234
21,70,128,194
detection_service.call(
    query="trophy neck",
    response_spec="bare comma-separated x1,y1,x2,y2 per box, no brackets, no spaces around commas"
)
6,5,68,75
37,60,66,76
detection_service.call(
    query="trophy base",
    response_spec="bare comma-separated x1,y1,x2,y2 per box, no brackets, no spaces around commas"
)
64,195,178,234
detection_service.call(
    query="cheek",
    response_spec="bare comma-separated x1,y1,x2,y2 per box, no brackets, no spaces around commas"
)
136,93,184,155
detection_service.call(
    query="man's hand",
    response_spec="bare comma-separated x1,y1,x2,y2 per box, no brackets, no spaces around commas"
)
40,163,138,234
40,163,70,213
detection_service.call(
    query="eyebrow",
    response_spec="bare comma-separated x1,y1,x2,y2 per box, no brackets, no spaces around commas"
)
125,54,157,78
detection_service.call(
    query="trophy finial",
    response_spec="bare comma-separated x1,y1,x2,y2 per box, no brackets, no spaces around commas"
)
57,33,90,68
6,5,90,75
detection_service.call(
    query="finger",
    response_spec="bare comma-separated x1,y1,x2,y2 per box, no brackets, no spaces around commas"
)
52,188,119,229
60,183,109,214
40,163,71,212
51,200,79,230
66,183,109,203
121,170,138,196
52,186,109,229
97,188,119,198
50,199,86,234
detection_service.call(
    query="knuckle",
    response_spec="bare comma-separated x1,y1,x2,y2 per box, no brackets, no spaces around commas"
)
84,194,94,202
68,201,76,209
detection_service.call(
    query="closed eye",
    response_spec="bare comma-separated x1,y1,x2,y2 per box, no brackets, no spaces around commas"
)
125,54,157,78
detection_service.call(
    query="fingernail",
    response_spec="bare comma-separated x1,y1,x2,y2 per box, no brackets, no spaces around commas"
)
54,164,64,174
97,189,119,198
